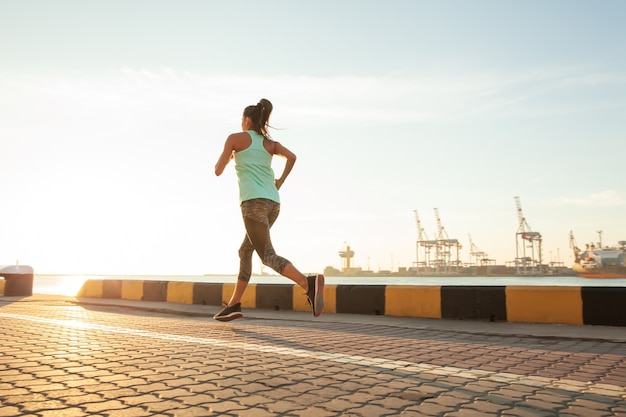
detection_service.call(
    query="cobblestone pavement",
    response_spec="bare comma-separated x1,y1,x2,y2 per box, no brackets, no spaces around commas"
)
0,298,625,416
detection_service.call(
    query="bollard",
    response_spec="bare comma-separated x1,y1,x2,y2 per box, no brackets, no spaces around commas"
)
0,265,34,296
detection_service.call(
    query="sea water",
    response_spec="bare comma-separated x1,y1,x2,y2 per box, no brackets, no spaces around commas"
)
32,274,626,296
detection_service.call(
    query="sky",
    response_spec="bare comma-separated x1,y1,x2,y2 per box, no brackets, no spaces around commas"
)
1,0,625,276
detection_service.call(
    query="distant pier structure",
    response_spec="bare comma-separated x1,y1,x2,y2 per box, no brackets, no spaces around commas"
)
514,196,543,275
339,243,355,270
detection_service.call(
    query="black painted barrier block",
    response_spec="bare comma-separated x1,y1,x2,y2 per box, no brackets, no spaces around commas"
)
441,286,507,321
336,285,386,315
193,283,223,306
142,281,168,302
256,284,293,311
102,280,122,299
582,287,626,327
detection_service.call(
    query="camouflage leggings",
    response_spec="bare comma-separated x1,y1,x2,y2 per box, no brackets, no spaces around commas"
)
237,198,291,282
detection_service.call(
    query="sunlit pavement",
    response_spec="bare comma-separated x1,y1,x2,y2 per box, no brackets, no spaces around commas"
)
0,296,625,416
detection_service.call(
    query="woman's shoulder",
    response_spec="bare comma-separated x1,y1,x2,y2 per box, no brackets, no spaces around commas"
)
229,131,251,140
228,131,252,152
262,137,278,154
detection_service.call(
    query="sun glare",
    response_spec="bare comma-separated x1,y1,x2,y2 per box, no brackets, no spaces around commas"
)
35,275,93,297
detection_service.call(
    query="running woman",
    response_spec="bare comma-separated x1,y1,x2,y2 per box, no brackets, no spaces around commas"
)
213,98,324,321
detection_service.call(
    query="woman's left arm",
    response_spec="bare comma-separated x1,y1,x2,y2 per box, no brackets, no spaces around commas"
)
273,142,297,190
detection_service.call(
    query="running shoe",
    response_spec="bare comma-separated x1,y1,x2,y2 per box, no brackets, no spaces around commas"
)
213,302,243,322
306,274,325,317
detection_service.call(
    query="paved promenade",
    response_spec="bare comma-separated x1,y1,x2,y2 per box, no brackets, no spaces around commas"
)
0,295,625,416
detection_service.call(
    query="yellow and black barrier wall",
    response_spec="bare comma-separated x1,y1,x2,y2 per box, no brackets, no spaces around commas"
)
76,280,626,327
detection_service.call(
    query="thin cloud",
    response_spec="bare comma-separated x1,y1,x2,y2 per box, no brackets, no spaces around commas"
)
2,64,624,129
559,190,625,207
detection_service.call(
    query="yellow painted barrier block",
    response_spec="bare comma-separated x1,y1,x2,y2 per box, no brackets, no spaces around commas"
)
292,285,308,312
385,285,441,318
121,281,144,301
167,282,194,304
293,284,336,313
507,286,583,325
77,279,103,298
323,284,336,314
222,283,257,308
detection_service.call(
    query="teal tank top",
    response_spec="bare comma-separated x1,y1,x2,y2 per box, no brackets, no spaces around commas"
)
234,131,280,204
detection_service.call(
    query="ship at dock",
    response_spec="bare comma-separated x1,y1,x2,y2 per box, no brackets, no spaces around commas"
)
570,231,626,278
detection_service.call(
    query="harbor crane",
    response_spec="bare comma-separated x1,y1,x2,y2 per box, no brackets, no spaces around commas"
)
569,230,581,264
468,234,488,266
514,196,543,275
413,210,434,274
433,208,462,274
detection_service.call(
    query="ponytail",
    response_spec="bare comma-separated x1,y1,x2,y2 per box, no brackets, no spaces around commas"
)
243,98,273,139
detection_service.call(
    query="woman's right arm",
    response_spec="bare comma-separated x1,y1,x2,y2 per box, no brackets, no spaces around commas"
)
214,134,237,176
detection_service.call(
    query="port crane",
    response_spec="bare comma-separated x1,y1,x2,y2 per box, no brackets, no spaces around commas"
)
569,230,581,264
433,208,462,274
468,234,489,266
514,196,543,275
413,210,433,274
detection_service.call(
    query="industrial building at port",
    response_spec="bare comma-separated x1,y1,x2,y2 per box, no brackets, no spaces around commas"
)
325,197,572,277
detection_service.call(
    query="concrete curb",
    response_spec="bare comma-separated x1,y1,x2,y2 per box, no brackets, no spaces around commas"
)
73,279,626,327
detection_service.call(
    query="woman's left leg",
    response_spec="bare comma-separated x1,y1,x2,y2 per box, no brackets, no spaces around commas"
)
224,235,254,307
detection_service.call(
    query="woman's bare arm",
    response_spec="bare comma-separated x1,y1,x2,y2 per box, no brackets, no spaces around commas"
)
272,141,297,190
